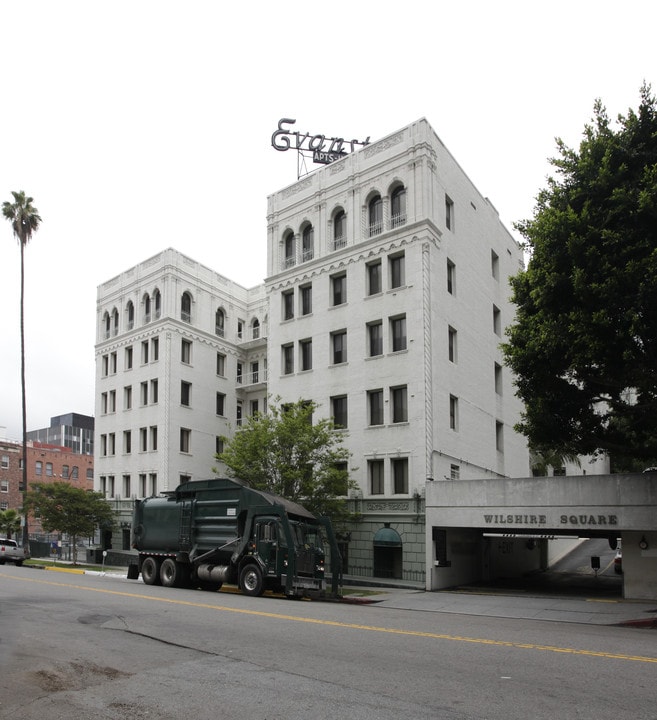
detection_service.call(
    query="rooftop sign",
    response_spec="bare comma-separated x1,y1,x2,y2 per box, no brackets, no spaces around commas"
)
271,118,370,166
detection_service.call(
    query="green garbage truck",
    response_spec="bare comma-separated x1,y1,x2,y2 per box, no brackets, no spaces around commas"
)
130,477,342,598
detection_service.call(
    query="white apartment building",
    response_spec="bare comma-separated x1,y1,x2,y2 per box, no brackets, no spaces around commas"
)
95,118,530,582
265,118,529,582
94,249,268,544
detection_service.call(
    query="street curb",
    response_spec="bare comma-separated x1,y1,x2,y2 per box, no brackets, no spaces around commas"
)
616,617,657,629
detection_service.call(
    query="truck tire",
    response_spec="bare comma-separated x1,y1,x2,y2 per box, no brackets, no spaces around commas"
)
142,557,161,585
240,564,264,597
160,558,181,588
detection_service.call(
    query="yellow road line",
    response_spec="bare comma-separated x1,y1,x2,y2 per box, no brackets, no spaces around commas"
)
4,573,656,665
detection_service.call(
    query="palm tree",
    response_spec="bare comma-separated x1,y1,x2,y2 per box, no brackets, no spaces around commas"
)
0,509,22,539
3,191,42,548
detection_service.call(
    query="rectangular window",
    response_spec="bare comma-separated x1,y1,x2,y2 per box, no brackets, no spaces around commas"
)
46,462,53,477
124,385,132,410
491,250,500,280
496,421,504,453
331,395,348,429
108,433,115,455
110,352,117,374
236,362,243,384
300,284,312,315
62,464,69,478
366,261,382,296
250,361,259,384
389,252,405,289
447,259,456,295
449,395,459,430
140,381,148,406
35,461,42,475
102,354,109,377
282,344,294,375
1,479,8,493
1,455,9,470
368,321,383,357
216,436,224,455
250,400,259,416
331,330,347,364
140,427,147,452
100,435,107,456
390,315,407,352
123,430,131,454
493,305,501,336
180,428,191,453
216,392,226,416
125,346,133,370
181,381,191,406
368,389,384,426
181,338,192,364
445,195,454,230
123,475,131,498
139,474,147,497
151,337,159,361
450,464,460,480
392,458,409,494
331,273,347,306
282,290,294,320
150,426,158,451
236,401,243,427
101,392,108,414
494,362,503,395
300,338,312,371
448,326,457,362
369,460,384,494
149,473,157,496
391,385,408,423
109,389,116,412
142,340,149,364
150,379,158,404
216,353,226,376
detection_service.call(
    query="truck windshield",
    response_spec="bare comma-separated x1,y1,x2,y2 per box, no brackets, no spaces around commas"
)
289,522,324,551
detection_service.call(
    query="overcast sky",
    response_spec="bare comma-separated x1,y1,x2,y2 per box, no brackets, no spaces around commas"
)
1,0,654,440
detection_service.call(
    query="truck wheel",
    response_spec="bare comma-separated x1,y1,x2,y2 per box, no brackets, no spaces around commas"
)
14,560,23,567
160,558,181,588
240,564,264,597
141,557,161,585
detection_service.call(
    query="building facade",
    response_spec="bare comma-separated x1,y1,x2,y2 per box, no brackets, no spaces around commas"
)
265,118,529,582
26,413,95,455
94,119,531,580
94,249,268,545
0,438,94,536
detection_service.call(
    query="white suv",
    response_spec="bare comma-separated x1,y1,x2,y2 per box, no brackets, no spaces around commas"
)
0,538,30,566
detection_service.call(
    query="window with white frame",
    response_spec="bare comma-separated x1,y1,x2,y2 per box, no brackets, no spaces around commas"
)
389,252,405,289
331,395,348,429
367,260,382,296
391,385,408,423
369,459,384,495
331,330,347,364
367,321,383,357
392,457,409,494
390,315,407,352
368,389,384,426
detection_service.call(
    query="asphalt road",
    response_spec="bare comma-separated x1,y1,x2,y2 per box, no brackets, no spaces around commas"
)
1,565,656,720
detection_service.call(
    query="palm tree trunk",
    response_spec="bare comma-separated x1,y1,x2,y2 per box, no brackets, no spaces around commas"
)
20,240,29,549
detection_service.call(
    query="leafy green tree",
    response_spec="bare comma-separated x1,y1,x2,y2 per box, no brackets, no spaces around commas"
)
3,191,42,544
216,399,356,529
503,85,657,469
24,483,115,564
0,509,22,539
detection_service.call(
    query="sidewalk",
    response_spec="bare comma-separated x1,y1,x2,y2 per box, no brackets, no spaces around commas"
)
344,584,657,628
29,560,657,628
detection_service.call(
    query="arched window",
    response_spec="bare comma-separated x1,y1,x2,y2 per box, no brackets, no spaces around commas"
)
302,225,314,262
181,292,192,323
333,210,346,249
391,186,406,228
103,311,111,339
153,289,161,319
126,301,134,330
143,294,151,323
252,318,260,339
112,308,119,336
283,231,295,269
368,195,383,237
215,309,225,337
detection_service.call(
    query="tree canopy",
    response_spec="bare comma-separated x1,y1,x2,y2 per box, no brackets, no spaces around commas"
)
216,399,356,528
24,483,115,564
503,85,657,469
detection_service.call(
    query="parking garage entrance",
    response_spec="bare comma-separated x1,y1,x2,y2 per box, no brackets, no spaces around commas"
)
424,473,657,601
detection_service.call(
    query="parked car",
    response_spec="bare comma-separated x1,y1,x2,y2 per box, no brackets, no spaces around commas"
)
614,547,623,574
0,538,30,566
